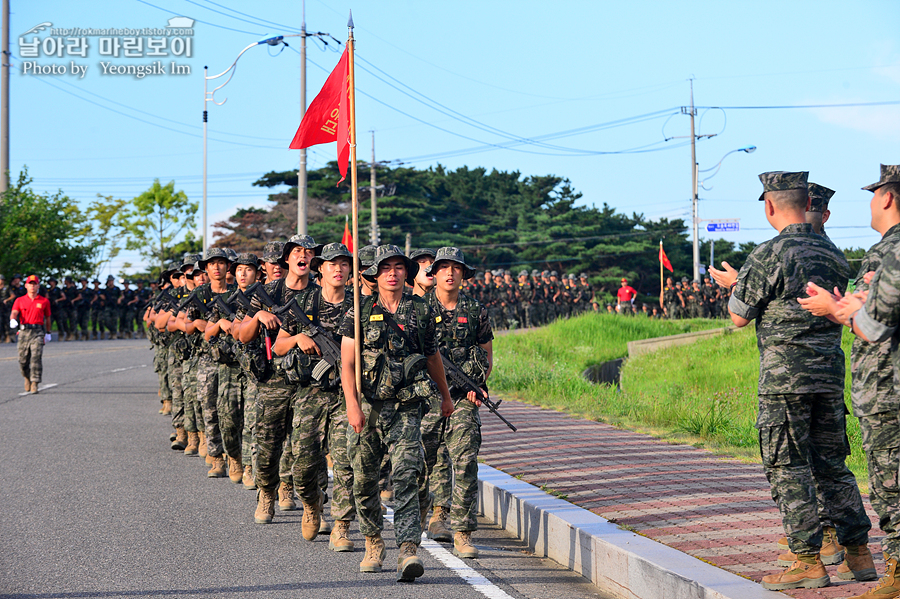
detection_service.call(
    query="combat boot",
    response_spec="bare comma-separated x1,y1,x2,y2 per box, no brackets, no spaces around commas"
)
777,527,844,566
453,531,479,559
329,520,354,552
381,489,394,501
837,545,878,581
30,382,38,394
198,431,208,458
242,465,256,489
116,332,124,340
761,555,830,590
207,455,226,478
360,534,386,573
428,506,453,543
848,554,900,599
254,487,276,524
301,492,323,541
319,517,332,535
397,542,424,582
278,481,297,511
161,400,172,416
24,377,30,391
227,456,243,484
184,431,199,455
171,426,187,451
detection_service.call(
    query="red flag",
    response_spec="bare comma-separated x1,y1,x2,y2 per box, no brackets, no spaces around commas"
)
341,215,353,252
289,47,350,184
659,242,674,272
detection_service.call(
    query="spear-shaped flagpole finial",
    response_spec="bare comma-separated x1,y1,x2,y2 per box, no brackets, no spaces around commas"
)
348,9,354,29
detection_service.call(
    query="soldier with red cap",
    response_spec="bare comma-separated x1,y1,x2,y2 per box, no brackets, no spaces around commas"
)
10,275,52,394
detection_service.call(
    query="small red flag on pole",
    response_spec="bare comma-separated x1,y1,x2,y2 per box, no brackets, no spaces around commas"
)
659,242,674,273
342,214,353,252
289,47,351,184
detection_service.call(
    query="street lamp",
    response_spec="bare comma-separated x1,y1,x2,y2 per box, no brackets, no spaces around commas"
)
691,145,756,280
203,36,286,254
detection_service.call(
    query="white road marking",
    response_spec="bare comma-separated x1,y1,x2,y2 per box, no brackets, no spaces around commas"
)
18,383,58,396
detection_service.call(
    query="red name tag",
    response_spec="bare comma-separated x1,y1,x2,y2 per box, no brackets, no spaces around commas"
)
458,317,468,323
398,323,405,330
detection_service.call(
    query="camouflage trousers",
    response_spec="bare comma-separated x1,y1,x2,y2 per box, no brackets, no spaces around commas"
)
253,375,297,491
90,308,101,333
216,362,246,462
859,411,900,559
76,308,90,334
421,390,452,512
197,355,224,457
154,346,170,406
349,399,426,545
240,371,257,469
757,393,870,555
182,354,202,433
17,328,44,383
291,385,355,521
119,308,136,334
166,346,184,429
53,307,70,335
446,398,482,532
101,306,118,334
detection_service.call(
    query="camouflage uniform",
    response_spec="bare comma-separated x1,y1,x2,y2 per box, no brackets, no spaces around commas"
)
99,279,121,337
18,328,45,383
731,172,869,556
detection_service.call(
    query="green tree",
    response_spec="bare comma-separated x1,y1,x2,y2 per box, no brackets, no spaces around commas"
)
86,194,128,278
121,179,198,272
0,168,93,277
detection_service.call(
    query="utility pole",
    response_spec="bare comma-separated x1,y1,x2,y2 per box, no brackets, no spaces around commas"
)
369,130,377,245
1,0,9,194
296,1,308,235
405,232,411,256
688,79,699,282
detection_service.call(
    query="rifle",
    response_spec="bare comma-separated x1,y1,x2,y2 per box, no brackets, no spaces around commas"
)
275,298,342,383
238,282,280,359
439,354,516,432
177,289,209,317
154,289,179,313
227,287,257,317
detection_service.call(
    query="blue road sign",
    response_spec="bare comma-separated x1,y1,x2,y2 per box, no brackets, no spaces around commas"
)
707,222,739,232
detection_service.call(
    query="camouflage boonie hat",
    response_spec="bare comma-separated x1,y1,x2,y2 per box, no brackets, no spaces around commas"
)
260,241,285,264
425,247,476,279
362,244,419,284
550,270,558,277
359,245,377,268
863,164,900,192
757,171,808,201
181,253,202,272
47,276,57,283
579,273,588,279
310,242,353,273
198,247,231,270
278,234,322,268
161,261,182,281
531,269,539,276
518,270,528,277
808,183,835,213
408,248,436,262
568,274,576,280
541,270,550,277
106,275,115,282
224,248,238,262
228,252,260,274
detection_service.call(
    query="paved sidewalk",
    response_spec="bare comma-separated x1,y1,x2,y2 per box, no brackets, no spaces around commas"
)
480,398,884,599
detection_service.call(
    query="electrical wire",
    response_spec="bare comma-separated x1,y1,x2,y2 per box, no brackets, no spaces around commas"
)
133,0,265,35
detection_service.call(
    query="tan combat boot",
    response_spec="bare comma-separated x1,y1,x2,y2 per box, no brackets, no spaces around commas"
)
183,432,199,456
227,456,243,484
397,541,425,582
837,545,878,581
360,535,386,573
171,427,187,451
30,382,38,394
207,455,226,478
849,554,900,599
198,431,208,458
329,520,354,552
319,517,332,535
242,465,256,490
777,526,844,566
24,377,31,391
381,489,394,501
761,555,830,590
453,531,479,559
254,487,276,524
278,481,297,511
428,506,453,543
301,492,323,541
161,400,172,416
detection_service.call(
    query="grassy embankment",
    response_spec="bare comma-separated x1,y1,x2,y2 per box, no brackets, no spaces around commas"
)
492,313,867,485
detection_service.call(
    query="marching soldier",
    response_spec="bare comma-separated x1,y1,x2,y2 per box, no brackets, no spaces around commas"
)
11,275,51,393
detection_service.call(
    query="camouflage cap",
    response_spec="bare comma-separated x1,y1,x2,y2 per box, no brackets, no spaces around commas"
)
310,242,353,273
531,269,539,276
359,245,377,268
64,276,73,283
550,270,558,277
181,253,202,272
47,276,57,283
224,248,238,262
260,241,285,264
425,246,476,279
862,164,900,192
757,171,808,201
198,247,232,270
160,261,182,281
408,248,436,262
541,270,550,277
568,274,576,280
228,252,260,274
79,277,87,282
518,270,528,277
11,273,22,280
362,244,419,284
504,269,512,276
92,279,100,285
807,182,835,213
278,234,322,268
106,275,115,282
579,273,587,279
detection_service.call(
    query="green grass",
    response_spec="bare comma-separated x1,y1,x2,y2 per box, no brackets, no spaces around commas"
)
493,313,868,487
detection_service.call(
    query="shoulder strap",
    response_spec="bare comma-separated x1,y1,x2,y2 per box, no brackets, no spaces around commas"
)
376,299,427,354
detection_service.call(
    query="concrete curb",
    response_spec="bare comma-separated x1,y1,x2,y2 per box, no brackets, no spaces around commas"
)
626,326,735,357
477,463,783,599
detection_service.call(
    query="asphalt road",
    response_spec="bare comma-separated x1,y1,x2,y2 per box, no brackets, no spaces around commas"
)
0,339,607,599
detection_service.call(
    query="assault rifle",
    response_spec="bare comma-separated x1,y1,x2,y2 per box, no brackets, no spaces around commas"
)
228,282,277,359
154,289,179,313
275,298,342,383
439,354,516,432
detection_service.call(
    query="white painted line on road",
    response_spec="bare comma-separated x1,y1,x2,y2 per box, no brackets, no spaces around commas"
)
384,506,515,599
18,383,58,396
108,365,146,373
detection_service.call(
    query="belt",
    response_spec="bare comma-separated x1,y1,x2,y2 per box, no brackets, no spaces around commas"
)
22,323,44,330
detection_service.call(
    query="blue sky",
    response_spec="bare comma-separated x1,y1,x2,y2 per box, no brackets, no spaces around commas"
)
9,0,900,274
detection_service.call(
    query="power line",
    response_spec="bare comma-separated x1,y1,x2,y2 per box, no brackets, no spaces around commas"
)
133,0,264,35
697,100,900,110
